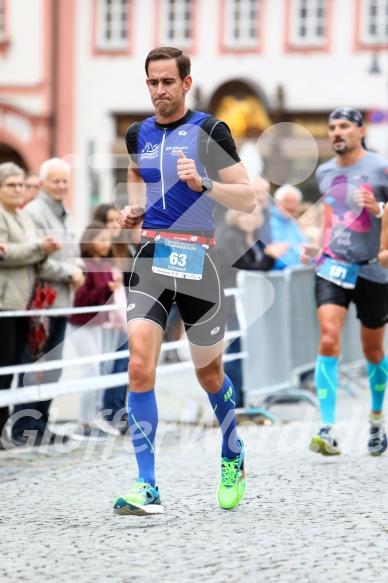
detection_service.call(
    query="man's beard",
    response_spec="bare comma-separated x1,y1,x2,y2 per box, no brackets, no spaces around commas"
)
333,142,348,155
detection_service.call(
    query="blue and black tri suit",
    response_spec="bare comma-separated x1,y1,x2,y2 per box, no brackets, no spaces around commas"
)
125,109,241,346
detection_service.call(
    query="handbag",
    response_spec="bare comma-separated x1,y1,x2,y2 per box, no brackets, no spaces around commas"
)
27,282,57,361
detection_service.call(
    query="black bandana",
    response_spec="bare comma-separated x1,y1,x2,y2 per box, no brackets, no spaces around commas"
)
328,107,363,127
328,107,366,149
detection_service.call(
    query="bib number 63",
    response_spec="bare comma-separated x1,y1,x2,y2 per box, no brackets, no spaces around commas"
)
170,252,187,267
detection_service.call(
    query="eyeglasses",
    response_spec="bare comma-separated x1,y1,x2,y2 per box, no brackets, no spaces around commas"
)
1,183,24,190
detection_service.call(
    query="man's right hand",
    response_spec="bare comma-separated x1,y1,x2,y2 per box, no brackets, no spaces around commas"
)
70,266,85,290
264,241,290,260
119,205,145,229
40,236,61,256
300,244,321,265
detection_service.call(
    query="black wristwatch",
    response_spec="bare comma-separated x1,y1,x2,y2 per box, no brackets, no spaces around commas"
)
200,176,213,194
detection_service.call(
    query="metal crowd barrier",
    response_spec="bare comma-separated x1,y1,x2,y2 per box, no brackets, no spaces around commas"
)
237,267,388,413
0,272,385,421
0,289,246,408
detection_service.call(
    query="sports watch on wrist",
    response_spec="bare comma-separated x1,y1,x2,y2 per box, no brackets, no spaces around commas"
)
376,202,386,219
200,176,213,194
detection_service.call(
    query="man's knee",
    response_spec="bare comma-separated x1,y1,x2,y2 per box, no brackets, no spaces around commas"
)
363,345,385,364
196,364,224,394
129,354,156,387
319,331,340,356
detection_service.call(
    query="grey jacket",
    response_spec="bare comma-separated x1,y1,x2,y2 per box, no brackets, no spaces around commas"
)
0,205,47,310
23,192,83,310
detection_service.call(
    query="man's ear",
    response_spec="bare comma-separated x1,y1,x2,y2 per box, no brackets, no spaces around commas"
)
183,75,192,94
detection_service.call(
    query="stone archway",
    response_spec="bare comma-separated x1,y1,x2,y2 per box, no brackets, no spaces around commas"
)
0,143,28,169
207,78,272,139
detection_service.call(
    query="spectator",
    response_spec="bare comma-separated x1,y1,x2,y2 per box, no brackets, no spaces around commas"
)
0,162,60,449
295,201,323,247
11,158,85,447
217,206,289,406
251,176,272,246
68,221,121,439
92,204,138,431
270,184,309,270
21,172,40,207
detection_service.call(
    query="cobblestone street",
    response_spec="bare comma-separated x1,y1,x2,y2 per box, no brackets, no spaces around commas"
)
1,375,388,583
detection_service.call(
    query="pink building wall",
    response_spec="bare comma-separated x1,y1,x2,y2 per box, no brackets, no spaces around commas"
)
0,0,76,208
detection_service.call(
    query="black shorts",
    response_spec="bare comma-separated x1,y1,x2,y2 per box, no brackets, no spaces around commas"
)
127,239,225,347
315,274,388,329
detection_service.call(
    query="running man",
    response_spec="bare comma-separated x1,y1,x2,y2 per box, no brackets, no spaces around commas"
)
113,47,255,515
301,107,388,456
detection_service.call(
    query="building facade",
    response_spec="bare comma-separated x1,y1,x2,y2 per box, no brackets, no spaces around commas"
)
1,0,388,223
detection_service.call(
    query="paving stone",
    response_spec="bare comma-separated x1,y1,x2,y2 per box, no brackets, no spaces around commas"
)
1,369,387,581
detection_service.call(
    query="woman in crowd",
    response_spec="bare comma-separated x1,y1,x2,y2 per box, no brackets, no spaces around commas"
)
67,221,121,439
0,163,60,448
92,204,139,432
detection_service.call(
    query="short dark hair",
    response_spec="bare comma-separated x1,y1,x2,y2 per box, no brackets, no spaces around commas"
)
80,221,109,258
145,47,191,81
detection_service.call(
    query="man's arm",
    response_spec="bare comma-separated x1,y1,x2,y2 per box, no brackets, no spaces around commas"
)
210,162,256,213
119,161,147,229
378,204,388,268
177,152,255,213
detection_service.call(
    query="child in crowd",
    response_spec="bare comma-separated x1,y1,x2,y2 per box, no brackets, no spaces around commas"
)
92,204,139,432
68,221,121,438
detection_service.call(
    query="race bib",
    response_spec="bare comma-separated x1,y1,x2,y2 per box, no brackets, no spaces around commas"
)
152,238,206,280
317,256,359,289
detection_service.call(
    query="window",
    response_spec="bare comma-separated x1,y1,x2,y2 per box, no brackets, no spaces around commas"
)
97,0,129,50
223,0,261,49
0,0,6,42
161,0,193,48
289,0,327,47
359,0,388,45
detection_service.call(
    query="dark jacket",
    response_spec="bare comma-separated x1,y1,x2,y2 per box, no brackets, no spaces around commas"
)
217,225,275,315
68,258,113,326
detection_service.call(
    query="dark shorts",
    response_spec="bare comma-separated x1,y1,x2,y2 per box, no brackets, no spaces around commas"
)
315,274,388,329
127,239,225,347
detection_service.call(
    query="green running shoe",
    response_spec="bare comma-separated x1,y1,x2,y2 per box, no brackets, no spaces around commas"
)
113,479,164,516
310,425,341,456
217,437,247,510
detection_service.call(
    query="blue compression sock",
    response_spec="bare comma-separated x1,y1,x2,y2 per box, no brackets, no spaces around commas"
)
128,389,158,487
367,356,388,414
207,374,239,459
315,355,338,425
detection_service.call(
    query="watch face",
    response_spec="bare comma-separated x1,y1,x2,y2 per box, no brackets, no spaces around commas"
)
202,177,213,191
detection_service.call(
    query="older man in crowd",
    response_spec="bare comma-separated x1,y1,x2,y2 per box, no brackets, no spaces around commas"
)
11,158,85,446
270,184,309,270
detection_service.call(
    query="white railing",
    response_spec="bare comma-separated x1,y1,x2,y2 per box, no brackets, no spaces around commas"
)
0,288,247,407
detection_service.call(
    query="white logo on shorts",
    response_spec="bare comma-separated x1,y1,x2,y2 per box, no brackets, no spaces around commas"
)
127,303,136,311
211,326,220,335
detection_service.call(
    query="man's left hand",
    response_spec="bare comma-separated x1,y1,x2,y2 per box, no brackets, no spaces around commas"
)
177,150,202,192
354,184,380,215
